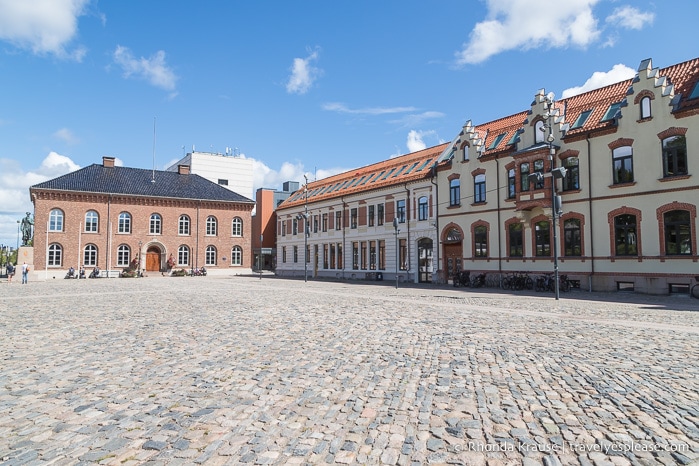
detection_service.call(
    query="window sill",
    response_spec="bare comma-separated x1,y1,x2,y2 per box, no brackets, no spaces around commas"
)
609,181,636,189
447,204,461,209
659,174,691,182
470,201,487,207
636,116,652,123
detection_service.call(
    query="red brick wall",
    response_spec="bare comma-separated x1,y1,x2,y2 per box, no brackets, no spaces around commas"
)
32,190,252,271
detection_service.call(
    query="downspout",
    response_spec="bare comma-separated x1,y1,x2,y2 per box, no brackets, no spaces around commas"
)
430,163,440,284
495,157,502,281
196,200,201,269
404,182,411,278
107,194,112,276
586,133,594,292
341,196,346,280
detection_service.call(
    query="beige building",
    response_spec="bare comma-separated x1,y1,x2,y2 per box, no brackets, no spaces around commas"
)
436,57,699,294
275,145,447,283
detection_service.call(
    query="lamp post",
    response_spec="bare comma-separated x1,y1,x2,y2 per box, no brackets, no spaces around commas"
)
301,175,309,283
530,93,566,300
392,218,400,289
138,240,142,277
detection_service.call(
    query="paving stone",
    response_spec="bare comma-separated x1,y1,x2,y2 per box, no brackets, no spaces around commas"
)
0,277,696,466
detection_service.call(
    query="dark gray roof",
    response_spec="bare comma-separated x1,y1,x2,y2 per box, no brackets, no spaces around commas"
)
31,164,254,204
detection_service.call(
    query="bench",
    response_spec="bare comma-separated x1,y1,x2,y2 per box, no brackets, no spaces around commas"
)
98,270,121,278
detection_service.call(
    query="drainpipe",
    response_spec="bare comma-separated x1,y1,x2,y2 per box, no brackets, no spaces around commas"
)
196,200,201,269
341,196,346,280
107,194,112,276
430,163,440,284
495,158,502,282
404,182,411,278
586,133,594,292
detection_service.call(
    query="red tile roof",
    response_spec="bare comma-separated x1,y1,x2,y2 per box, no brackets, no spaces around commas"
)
278,143,448,209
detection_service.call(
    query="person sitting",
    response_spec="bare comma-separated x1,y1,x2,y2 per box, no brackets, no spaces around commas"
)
89,266,100,278
79,267,86,279
65,267,75,279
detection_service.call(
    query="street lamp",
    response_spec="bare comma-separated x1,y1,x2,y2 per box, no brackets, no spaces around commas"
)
392,218,400,289
259,234,263,280
298,174,309,283
529,93,566,300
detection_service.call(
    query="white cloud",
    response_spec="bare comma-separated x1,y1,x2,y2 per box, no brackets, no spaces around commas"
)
606,6,654,30
53,128,80,145
0,152,80,246
322,102,417,115
113,45,178,93
0,0,89,60
406,130,441,153
561,63,636,98
455,0,602,65
389,111,445,127
286,47,322,95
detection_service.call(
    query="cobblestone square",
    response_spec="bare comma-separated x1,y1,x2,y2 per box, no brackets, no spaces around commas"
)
1,277,698,465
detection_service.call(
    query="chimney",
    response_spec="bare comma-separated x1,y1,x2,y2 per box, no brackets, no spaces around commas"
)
178,164,190,175
103,156,115,168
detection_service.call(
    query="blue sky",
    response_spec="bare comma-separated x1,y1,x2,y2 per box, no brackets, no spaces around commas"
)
0,0,696,247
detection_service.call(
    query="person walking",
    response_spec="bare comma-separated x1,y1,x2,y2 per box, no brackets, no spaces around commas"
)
21,262,29,284
6,262,14,283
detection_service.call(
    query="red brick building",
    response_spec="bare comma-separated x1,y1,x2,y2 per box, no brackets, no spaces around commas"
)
30,156,255,277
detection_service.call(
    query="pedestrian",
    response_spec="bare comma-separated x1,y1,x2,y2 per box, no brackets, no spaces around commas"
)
21,262,29,284
7,262,14,283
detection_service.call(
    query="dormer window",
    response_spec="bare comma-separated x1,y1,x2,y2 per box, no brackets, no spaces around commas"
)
487,133,506,150
640,96,651,119
601,102,623,122
535,120,545,143
571,110,592,129
690,81,699,100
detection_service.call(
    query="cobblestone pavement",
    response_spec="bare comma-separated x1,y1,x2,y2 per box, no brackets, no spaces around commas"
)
1,276,698,466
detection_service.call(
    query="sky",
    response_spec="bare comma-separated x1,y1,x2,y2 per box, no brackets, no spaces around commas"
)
0,0,697,248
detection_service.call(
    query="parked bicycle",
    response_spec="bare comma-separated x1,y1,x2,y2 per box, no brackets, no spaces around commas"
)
691,276,699,299
453,270,471,288
470,273,486,288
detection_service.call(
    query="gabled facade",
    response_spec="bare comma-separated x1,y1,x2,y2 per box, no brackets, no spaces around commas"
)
30,157,255,277
275,145,447,283
437,57,699,294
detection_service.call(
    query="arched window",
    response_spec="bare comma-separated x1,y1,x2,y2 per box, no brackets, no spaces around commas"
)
509,223,523,257
474,225,488,257
84,244,98,267
562,157,580,191
85,211,99,232
462,146,469,162
640,96,651,119
118,212,131,234
85,210,99,233
117,244,130,266
662,136,688,177
48,243,62,266
149,214,162,235
612,146,634,184
231,246,243,266
206,216,217,236
445,228,461,243
535,120,545,143
474,174,486,203
534,221,551,256
614,214,637,256
507,168,516,199
205,245,217,266
232,217,243,236
178,245,190,266
418,196,428,221
179,215,190,235
664,210,691,255
49,209,64,232
564,219,581,256
449,179,460,206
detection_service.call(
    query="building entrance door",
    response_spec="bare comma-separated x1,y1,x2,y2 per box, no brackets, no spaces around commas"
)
443,243,462,284
146,246,161,272
417,238,433,283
